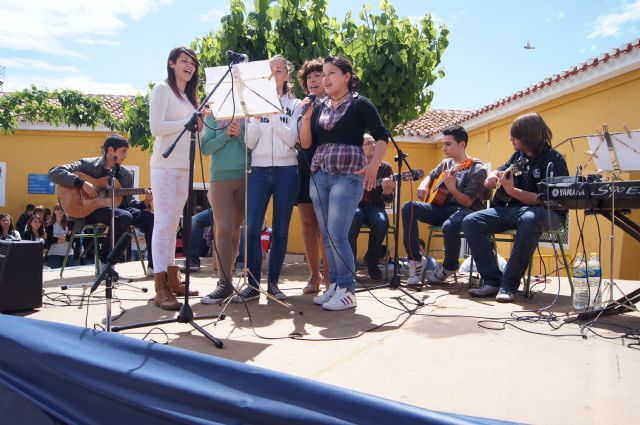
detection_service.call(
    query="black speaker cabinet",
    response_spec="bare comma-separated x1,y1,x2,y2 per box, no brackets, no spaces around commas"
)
0,240,43,312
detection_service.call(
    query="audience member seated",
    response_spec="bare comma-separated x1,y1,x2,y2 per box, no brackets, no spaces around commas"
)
21,215,47,257
0,213,22,241
15,204,35,234
45,204,72,269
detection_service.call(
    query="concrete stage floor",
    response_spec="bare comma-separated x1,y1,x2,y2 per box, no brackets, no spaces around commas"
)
13,256,640,424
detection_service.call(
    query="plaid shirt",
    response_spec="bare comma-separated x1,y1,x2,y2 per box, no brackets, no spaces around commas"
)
311,92,366,174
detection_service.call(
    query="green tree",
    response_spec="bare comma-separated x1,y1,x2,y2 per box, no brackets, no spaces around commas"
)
1,0,448,149
339,0,448,130
196,0,447,132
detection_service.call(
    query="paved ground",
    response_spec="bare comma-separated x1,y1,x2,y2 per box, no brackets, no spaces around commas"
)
12,256,640,424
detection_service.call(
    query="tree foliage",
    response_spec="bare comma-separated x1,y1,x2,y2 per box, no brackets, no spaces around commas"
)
0,86,118,133
1,0,448,149
193,0,448,131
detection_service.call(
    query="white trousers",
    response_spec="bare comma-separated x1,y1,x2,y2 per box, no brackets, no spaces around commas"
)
151,167,189,273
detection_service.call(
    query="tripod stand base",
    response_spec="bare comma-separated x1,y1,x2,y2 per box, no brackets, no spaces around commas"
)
355,274,424,306
111,303,227,348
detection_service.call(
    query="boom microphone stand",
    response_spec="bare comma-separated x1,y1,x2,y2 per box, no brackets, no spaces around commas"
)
111,58,247,348
355,133,424,306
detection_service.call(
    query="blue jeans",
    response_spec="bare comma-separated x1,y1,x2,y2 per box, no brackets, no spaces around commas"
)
462,206,563,292
190,208,213,266
85,207,133,263
402,201,471,271
310,170,364,292
246,166,300,287
127,207,154,268
348,204,388,268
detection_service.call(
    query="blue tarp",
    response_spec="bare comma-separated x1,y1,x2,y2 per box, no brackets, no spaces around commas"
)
0,315,512,424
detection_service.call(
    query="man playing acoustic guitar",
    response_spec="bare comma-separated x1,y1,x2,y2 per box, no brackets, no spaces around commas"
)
401,125,487,286
48,134,155,273
463,113,568,302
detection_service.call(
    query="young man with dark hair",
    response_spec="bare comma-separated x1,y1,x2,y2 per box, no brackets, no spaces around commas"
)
401,125,487,286
48,135,159,279
15,203,35,233
463,112,568,303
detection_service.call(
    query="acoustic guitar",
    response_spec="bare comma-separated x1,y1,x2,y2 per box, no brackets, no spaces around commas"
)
57,172,148,219
490,157,529,207
424,158,475,205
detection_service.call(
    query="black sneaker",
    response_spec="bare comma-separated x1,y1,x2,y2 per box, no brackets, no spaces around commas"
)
367,265,383,280
231,286,260,303
267,283,287,300
201,280,233,304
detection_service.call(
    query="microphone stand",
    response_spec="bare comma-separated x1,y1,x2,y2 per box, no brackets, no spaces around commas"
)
355,133,424,306
111,58,245,348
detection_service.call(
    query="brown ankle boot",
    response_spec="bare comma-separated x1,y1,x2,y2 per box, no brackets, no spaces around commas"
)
167,265,199,296
154,272,181,311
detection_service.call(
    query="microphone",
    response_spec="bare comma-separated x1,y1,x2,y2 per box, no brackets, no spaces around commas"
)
226,50,249,64
297,94,317,120
90,232,131,293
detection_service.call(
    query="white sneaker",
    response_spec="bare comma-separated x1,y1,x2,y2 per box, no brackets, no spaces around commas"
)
428,264,454,283
322,287,357,311
406,259,425,286
313,283,336,305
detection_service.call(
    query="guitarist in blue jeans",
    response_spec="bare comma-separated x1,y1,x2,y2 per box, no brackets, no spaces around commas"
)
463,113,569,302
48,134,154,271
348,134,394,280
402,125,487,286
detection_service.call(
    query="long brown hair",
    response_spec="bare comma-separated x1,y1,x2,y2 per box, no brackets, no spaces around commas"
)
0,213,14,236
26,215,45,239
510,112,552,156
53,204,69,229
166,46,199,108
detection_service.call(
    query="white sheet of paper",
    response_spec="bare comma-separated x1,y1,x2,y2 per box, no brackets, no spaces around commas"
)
204,60,282,120
587,131,640,171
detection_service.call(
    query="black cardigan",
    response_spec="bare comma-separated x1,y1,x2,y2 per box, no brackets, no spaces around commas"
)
310,94,389,147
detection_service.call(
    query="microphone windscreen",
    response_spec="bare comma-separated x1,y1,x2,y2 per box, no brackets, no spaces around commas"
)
106,232,131,265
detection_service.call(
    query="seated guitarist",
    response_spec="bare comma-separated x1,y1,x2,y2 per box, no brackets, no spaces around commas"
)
48,134,154,271
463,112,568,302
348,134,394,280
402,125,487,286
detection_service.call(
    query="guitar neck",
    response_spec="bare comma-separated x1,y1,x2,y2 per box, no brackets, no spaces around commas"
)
114,188,147,196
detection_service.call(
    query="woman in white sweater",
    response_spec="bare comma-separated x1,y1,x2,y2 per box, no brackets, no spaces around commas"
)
232,55,301,303
148,46,205,311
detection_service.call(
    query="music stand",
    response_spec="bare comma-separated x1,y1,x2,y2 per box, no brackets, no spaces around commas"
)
578,125,640,319
112,57,282,347
354,133,424,307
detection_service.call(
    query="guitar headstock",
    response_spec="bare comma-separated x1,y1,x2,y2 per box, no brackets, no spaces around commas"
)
511,157,528,176
400,169,424,181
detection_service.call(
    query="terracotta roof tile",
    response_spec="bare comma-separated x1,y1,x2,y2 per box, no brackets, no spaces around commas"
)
396,109,471,138
1,92,135,121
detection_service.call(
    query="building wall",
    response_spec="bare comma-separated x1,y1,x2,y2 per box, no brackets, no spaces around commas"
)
463,68,640,280
0,129,209,220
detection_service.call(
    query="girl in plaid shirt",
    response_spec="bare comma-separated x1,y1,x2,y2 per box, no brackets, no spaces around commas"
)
299,56,388,311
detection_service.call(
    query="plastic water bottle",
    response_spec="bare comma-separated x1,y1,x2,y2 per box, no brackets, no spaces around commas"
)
572,254,588,311
587,252,604,309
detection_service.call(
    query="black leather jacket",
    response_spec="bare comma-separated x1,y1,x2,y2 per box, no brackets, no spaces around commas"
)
48,156,146,210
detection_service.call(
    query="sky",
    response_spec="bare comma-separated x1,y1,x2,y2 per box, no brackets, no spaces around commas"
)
0,0,639,111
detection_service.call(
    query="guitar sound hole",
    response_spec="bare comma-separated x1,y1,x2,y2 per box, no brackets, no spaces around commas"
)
97,188,109,198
